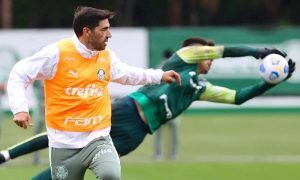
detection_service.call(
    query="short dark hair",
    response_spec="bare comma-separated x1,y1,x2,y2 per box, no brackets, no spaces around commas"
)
73,6,115,37
163,49,173,59
182,37,215,47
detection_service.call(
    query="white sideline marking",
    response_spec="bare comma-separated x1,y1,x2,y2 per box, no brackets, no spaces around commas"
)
123,155,300,163
193,155,300,163
190,96,300,109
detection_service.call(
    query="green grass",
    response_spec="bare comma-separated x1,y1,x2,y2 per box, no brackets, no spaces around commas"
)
1,111,300,179
121,163,300,180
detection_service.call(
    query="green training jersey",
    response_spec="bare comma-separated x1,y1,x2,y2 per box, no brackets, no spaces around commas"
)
129,45,268,133
130,72,205,133
130,51,232,133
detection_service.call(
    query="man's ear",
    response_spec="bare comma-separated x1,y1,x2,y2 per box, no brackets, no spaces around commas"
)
82,27,91,36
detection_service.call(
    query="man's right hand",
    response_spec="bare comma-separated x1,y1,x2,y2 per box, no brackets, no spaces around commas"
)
13,112,33,129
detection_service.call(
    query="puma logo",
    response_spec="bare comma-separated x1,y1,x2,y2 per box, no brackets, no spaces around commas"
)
68,70,79,78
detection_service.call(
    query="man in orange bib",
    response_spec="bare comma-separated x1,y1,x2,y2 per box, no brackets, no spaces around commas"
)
7,6,181,180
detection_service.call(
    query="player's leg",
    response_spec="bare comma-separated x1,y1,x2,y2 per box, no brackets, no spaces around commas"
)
50,148,85,180
32,81,46,165
110,96,150,156
0,132,48,164
50,136,120,180
31,168,52,180
153,128,162,160
88,136,120,179
168,118,180,160
33,116,45,165
0,96,5,142
0,102,3,139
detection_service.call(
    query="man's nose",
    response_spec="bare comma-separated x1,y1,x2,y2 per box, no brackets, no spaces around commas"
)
107,30,112,38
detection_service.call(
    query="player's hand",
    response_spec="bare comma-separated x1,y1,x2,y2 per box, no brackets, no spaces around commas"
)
162,70,181,86
13,112,33,129
256,48,287,59
285,58,296,80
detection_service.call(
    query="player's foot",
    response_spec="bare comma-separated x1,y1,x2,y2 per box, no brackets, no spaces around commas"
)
169,154,177,161
153,154,162,161
0,153,6,164
33,152,41,165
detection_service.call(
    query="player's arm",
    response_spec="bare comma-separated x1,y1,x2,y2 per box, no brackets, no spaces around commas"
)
199,59,295,104
7,44,58,128
109,49,181,85
176,45,286,64
0,132,48,164
176,46,224,64
199,81,275,105
234,58,295,104
223,46,286,59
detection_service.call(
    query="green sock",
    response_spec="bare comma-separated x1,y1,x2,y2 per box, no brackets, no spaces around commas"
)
31,168,52,180
8,132,48,159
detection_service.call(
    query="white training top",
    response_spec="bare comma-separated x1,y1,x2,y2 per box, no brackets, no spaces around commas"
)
7,35,163,148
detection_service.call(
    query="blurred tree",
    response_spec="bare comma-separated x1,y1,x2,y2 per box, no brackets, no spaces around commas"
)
114,0,136,26
284,0,300,24
188,0,220,25
4,0,299,28
13,0,118,28
169,0,182,26
0,0,12,28
133,0,169,26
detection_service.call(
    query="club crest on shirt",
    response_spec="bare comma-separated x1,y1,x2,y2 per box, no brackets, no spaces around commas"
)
97,69,105,80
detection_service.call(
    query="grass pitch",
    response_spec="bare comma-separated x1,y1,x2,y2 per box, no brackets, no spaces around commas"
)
1,110,300,179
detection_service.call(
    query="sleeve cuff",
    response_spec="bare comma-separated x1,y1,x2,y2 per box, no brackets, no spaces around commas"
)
11,106,29,115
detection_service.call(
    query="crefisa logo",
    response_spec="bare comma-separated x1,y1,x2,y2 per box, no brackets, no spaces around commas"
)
97,69,105,80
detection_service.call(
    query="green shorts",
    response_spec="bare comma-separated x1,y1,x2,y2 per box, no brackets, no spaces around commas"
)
111,96,150,156
50,136,120,180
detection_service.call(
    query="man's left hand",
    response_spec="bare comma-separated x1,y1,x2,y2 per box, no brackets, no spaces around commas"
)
256,48,287,59
285,58,296,80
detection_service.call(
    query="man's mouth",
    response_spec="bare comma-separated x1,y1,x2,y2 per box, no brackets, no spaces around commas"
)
104,40,108,46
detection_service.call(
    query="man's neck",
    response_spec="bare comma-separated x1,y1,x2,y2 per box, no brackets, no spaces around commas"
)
78,36,90,49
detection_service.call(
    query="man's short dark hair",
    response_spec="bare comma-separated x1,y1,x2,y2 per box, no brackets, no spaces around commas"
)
163,49,173,59
73,6,115,37
182,37,215,47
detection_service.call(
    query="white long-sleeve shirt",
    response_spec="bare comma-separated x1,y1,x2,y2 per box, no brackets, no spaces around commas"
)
7,35,163,148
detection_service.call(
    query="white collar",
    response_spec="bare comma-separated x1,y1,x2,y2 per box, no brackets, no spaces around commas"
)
71,34,99,59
